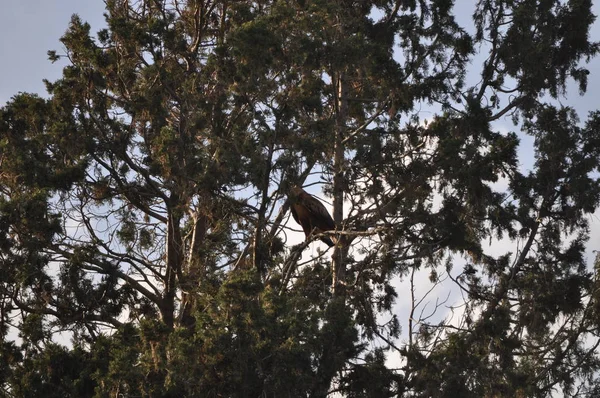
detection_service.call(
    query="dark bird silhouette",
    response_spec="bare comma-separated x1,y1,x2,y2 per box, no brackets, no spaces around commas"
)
289,186,336,247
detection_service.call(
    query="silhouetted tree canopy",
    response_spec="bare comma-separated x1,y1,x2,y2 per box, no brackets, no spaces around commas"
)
1,0,600,396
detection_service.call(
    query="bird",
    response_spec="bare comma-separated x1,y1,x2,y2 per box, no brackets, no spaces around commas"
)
289,186,336,247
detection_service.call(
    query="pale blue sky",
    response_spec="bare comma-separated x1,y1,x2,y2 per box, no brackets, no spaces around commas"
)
0,1,106,104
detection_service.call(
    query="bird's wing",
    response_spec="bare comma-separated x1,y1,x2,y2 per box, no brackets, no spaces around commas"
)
302,195,336,230
290,204,300,224
291,203,313,237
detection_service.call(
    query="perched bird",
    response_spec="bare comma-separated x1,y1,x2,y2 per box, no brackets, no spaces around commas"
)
289,186,336,247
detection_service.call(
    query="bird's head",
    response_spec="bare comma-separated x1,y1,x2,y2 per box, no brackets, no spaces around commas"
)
290,186,303,196
288,186,305,203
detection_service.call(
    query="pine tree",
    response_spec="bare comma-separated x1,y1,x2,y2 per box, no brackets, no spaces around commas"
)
1,0,600,397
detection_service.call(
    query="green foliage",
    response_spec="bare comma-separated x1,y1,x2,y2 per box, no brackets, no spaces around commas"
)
1,0,600,397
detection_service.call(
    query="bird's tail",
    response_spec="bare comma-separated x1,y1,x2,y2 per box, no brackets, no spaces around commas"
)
320,236,335,247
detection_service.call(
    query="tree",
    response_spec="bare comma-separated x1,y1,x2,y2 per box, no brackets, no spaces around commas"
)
0,0,599,396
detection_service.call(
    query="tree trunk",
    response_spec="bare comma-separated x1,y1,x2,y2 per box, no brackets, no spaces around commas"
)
332,70,348,296
162,211,182,329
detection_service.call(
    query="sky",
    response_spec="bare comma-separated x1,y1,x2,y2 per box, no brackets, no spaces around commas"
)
0,1,107,104
2,0,600,362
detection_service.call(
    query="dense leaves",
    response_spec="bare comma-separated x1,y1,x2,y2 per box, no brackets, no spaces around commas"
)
1,0,600,397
